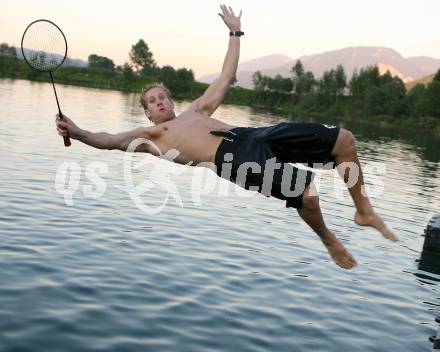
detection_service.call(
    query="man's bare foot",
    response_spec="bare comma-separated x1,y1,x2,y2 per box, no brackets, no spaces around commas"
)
323,238,358,269
354,211,398,241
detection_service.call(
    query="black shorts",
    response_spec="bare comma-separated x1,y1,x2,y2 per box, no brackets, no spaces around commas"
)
212,122,340,209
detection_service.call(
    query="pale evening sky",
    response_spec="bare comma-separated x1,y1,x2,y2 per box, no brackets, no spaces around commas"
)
2,0,439,78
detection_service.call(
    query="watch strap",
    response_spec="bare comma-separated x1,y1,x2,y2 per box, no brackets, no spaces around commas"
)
229,31,244,37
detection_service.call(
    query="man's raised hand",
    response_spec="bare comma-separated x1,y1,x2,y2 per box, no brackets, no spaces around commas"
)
218,4,242,32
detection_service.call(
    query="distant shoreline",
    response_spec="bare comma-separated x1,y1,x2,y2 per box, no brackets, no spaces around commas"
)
1,57,439,137
2,75,439,137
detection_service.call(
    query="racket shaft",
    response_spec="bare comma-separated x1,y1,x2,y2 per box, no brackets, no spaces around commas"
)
50,72,71,147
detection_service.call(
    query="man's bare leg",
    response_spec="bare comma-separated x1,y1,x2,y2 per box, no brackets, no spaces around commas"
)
331,129,398,241
297,184,358,269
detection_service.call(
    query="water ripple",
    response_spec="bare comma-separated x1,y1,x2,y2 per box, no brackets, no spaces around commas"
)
0,79,439,352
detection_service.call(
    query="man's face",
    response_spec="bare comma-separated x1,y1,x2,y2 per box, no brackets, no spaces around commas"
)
144,87,175,124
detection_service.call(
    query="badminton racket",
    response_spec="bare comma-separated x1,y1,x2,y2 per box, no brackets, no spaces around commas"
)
21,19,71,147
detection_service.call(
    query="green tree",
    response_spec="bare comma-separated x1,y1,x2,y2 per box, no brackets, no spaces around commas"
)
252,71,278,92
155,66,194,96
0,43,16,58
290,60,316,101
291,60,304,95
365,72,406,116
175,68,194,82
251,71,293,105
349,66,381,101
252,71,265,90
159,65,175,83
173,68,195,95
291,60,304,79
129,39,156,73
266,74,293,93
433,69,440,83
406,84,428,116
141,65,160,76
301,71,316,94
317,69,337,107
88,54,115,70
334,64,347,98
122,63,134,80
426,70,440,118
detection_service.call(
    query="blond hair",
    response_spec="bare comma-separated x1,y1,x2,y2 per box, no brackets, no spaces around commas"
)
140,83,172,110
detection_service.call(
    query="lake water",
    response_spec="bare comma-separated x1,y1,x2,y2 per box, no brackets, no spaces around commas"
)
1,79,439,351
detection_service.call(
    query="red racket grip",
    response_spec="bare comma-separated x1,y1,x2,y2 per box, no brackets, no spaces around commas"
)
58,111,71,147
63,135,71,147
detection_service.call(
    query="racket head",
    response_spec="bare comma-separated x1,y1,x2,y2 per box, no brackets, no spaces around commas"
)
21,19,68,72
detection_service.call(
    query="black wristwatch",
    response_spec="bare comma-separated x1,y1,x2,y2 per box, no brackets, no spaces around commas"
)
229,31,244,37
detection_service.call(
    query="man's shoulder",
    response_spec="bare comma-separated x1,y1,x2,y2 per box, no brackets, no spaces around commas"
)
180,98,214,118
183,98,201,114
177,106,209,120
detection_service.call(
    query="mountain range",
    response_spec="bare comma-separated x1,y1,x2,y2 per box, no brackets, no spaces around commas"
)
197,46,440,89
17,48,88,68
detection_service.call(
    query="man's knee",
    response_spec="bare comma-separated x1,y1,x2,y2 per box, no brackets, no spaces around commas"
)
334,128,356,155
301,186,320,211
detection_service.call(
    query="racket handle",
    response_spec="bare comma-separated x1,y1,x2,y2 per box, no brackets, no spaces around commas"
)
63,135,71,147
58,111,71,147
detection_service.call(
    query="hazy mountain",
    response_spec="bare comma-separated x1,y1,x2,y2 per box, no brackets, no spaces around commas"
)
17,48,88,68
238,54,292,72
407,56,440,77
376,63,414,83
405,73,436,92
198,54,291,85
296,47,423,81
64,57,88,68
198,46,440,89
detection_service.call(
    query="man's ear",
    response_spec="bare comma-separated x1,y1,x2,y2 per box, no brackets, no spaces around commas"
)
144,109,152,121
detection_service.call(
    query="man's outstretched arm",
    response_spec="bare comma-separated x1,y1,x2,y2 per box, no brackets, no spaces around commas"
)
55,115,151,152
193,5,242,117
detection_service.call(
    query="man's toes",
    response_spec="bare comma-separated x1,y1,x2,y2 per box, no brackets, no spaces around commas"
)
349,257,358,268
386,231,399,242
341,255,357,269
344,261,354,269
336,258,350,269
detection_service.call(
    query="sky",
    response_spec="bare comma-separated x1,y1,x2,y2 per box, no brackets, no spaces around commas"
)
2,0,439,78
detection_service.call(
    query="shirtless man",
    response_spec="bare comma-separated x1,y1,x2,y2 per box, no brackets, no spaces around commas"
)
56,5,397,269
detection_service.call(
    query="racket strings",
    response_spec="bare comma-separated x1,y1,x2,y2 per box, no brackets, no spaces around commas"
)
22,20,67,71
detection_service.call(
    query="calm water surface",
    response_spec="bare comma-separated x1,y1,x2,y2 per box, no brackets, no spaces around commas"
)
1,79,440,351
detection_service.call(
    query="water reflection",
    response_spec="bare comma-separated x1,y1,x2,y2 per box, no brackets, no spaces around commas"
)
288,113,440,163
2,79,440,352
248,105,440,163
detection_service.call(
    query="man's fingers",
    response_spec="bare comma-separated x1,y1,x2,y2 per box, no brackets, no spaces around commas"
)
57,121,68,129
56,113,70,122
219,5,240,19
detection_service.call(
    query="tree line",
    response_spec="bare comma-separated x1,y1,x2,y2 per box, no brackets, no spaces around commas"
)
251,60,440,121
0,40,201,98
1,41,439,127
